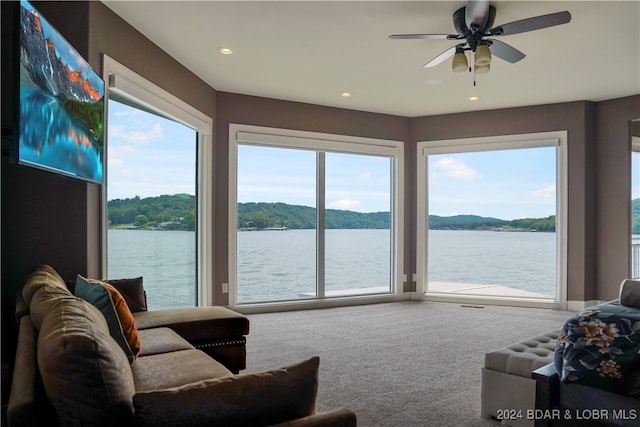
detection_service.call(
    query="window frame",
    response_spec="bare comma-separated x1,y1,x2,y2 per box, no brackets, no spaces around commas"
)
416,131,568,309
633,136,640,279
101,55,214,306
228,124,405,311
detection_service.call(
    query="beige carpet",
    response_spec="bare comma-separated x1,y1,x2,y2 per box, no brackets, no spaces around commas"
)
245,300,572,427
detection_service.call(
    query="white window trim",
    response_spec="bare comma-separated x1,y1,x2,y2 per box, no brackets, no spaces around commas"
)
415,131,568,310
101,55,214,306
229,124,405,312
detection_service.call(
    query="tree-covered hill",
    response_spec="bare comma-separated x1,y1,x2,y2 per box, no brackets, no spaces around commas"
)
107,194,640,233
428,214,556,232
108,194,196,230
237,202,390,229
237,202,554,231
428,214,504,230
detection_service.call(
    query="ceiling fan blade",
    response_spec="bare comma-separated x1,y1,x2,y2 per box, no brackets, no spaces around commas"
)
465,0,490,30
488,39,525,63
389,33,457,40
491,11,571,36
423,45,458,68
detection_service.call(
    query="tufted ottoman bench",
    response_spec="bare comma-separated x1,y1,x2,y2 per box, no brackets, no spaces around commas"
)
481,330,560,427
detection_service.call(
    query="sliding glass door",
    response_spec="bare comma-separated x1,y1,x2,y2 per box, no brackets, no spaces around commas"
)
231,125,402,306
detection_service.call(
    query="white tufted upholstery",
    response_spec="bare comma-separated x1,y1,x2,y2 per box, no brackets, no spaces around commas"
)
484,330,558,377
481,330,560,427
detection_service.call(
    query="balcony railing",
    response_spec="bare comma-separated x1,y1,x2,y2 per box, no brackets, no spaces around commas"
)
633,239,640,279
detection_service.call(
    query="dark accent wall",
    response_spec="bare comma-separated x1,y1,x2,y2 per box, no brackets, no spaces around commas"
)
1,1,96,396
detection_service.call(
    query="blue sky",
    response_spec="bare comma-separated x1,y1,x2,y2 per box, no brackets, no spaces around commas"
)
107,100,196,200
237,146,391,213
107,99,640,220
428,148,557,220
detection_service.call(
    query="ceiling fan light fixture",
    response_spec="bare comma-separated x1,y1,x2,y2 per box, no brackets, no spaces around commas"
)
475,64,490,74
452,52,468,73
474,44,491,66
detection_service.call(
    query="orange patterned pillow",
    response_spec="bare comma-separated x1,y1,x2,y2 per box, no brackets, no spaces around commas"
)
75,275,141,363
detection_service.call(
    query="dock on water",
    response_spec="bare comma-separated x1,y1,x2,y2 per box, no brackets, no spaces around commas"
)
299,282,552,299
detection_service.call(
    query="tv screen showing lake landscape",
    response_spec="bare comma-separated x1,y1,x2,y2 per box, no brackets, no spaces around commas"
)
18,0,105,183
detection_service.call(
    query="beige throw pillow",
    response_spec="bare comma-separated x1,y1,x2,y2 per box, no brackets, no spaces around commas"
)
133,356,320,427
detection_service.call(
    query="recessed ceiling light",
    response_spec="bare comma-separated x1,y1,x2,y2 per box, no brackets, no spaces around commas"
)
219,48,233,55
469,96,479,101
341,92,351,98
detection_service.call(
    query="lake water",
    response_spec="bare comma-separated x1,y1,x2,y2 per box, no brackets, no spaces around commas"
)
108,229,196,309
108,229,560,309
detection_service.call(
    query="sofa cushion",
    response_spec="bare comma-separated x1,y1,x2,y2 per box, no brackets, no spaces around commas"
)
35,291,136,427
133,349,232,391
106,277,147,313
137,327,194,357
132,356,319,427
76,275,141,363
22,264,69,307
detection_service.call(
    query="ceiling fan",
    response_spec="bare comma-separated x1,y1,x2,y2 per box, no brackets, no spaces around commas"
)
389,0,571,75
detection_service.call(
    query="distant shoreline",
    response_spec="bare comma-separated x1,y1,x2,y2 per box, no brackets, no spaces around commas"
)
107,195,639,233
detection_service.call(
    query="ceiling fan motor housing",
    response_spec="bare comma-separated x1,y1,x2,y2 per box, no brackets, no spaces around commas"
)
453,5,496,51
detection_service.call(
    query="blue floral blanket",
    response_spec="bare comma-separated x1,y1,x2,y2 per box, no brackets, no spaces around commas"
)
554,300,640,397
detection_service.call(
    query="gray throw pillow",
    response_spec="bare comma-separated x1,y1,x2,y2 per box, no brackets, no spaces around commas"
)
105,277,147,313
619,279,640,307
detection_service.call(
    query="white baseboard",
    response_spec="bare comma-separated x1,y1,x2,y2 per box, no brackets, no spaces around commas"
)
566,299,604,311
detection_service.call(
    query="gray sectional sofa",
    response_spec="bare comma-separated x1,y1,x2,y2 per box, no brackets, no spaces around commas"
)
7,264,356,427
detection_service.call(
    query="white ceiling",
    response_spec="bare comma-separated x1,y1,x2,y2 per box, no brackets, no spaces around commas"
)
102,1,640,117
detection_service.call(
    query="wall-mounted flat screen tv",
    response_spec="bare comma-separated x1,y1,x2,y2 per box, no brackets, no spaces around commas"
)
18,0,105,183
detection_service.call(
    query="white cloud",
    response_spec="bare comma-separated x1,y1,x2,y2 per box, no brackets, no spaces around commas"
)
108,157,124,168
431,157,482,181
109,122,163,145
530,183,556,199
359,171,372,179
328,198,362,210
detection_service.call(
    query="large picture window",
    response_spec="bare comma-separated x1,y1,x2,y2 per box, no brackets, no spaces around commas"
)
102,56,213,308
229,125,403,307
106,99,197,309
416,132,567,308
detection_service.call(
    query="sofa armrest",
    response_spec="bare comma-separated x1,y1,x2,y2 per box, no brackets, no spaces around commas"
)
269,408,357,427
531,363,559,427
7,315,55,427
